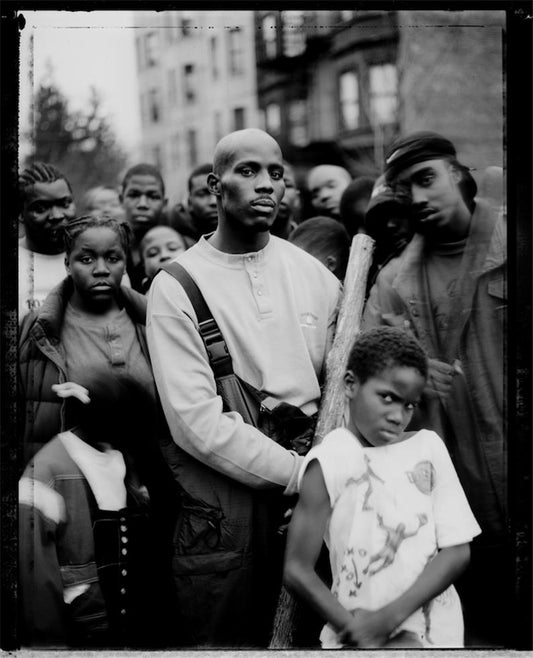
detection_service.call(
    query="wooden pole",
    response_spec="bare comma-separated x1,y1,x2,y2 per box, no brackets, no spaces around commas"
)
269,232,375,648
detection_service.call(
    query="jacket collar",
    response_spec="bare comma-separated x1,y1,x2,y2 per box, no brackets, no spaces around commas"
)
32,277,147,342
393,198,501,296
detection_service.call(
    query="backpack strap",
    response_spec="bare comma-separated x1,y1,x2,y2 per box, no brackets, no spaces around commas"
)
159,263,313,446
160,262,233,379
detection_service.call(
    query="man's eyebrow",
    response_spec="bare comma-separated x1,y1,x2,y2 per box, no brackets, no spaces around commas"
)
411,166,435,178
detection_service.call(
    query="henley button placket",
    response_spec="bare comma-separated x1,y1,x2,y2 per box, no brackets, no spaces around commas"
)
244,254,272,315
108,325,126,366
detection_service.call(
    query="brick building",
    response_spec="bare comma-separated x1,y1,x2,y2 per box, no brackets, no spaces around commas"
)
133,9,505,200
133,10,259,203
397,10,505,172
255,9,504,184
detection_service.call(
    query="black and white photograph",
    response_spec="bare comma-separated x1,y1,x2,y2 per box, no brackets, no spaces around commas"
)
1,3,531,654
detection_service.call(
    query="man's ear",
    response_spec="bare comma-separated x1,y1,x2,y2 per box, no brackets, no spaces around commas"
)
64,255,70,275
162,197,168,210
325,254,337,274
449,164,462,185
207,173,221,197
344,369,359,399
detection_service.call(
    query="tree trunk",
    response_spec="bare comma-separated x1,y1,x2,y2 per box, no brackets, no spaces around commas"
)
269,233,375,649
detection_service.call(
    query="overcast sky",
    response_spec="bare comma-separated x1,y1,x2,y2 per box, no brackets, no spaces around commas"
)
19,10,141,162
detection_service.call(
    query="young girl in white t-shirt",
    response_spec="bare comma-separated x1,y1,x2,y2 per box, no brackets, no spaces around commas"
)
284,327,481,648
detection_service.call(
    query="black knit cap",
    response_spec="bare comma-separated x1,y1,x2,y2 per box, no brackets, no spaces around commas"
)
384,131,457,183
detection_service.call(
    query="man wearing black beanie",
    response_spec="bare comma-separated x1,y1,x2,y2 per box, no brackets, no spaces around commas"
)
363,131,507,647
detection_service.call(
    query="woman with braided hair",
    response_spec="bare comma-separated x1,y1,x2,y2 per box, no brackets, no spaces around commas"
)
18,214,179,646
19,214,150,459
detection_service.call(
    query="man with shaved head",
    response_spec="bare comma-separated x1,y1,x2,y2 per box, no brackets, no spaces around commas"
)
307,164,352,220
147,129,340,647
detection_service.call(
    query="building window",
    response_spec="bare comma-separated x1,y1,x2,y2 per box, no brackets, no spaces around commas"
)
145,32,159,67
233,107,246,131
187,129,198,167
214,111,223,142
265,103,281,135
262,14,278,59
369,63,398,125
210,36,219,80
152,145,163,172
183,64,196,103
228,27,244,75
170,134,180,168
257,107,266,130
168,68,178,107
339,70,360,130
135,35,144,70
140,92,147,125
288,100,308,146
164,13,174,44
258,109,266,131
282,11,306,58
149,88,162,123
180,11,194,37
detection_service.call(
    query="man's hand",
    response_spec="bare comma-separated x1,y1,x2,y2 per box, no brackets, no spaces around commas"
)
51,382,91,404
425,358,462,402
277,507,293,536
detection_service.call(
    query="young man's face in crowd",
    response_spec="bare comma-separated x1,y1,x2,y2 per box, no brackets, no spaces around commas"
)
395,159,465,237
308,166,350,219
87,188,125,222
188,174,218,235
141,226,186,281
277,166,300,222
120,174,167,242
22,179,76,255
212,136,285,234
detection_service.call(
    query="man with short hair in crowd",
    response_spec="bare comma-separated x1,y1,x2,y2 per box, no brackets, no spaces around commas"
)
339,175,376,237
307,164,352,220
362,131,507,647
119,163,168,291
363,175,413,291
270,161,300,239
18,163,77,322
147,128,340,647
187,163,218,237
289,216,350,280
168,163,218,244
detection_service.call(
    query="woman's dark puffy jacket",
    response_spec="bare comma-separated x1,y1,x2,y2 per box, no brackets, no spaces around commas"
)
18,277,149,466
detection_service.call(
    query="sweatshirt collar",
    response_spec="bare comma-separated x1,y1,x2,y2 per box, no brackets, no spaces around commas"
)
195,234,276,269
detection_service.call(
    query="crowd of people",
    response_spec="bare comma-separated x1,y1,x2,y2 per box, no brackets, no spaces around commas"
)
17,127,507,649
